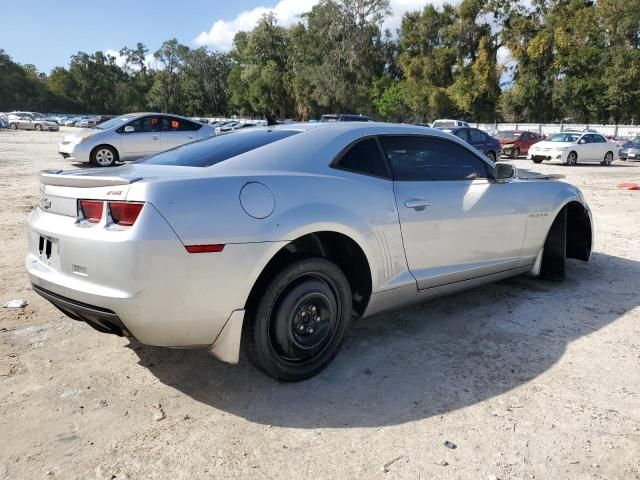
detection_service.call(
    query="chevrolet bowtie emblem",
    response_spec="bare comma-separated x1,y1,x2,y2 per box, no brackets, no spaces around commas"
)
41,198,52,210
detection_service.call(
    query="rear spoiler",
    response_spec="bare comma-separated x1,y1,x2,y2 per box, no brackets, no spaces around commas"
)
39,170,142,188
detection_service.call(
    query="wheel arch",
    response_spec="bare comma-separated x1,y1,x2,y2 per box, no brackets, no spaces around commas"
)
90,144,120,162
244,230,373,319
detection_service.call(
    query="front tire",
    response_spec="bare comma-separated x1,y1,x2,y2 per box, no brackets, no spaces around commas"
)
486,151,497,162
567,151,578,166
90,145,117,167
511,147,520,159
34,123,42,131
243,258,353,382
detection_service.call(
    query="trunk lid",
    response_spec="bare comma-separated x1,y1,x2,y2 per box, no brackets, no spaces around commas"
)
38,164,201,217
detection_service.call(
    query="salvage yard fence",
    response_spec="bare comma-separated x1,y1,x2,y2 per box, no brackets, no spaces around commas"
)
474,123,640,138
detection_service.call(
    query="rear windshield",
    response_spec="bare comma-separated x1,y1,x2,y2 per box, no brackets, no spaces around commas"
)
432,121,456,128
139,129,300,167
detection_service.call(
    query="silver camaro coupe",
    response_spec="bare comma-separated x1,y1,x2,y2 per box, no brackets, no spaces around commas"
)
27,123,593,381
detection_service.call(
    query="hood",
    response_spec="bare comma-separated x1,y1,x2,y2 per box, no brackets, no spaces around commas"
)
498,137,519,145
61,128,100,142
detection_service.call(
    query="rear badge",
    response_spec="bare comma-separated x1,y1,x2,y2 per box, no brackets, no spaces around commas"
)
106,190,123,196
72,265,88,276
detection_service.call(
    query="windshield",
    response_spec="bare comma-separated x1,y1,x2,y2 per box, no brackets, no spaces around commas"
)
139,129,301,167
549,133,580,142
432,121,456,128
95,114,139,130
629,137,640,145
496,131,521,139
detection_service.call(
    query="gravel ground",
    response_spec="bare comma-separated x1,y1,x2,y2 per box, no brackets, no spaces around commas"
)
1,127,639,480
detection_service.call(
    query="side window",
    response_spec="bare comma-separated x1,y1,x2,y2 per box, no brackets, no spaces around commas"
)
594,135,606,143
162,116,202,132
522,133,530,141
582,134,593,143
380,136,489,181
454,129,470,142
333,138,390,178
128,116,161,133
469,129,484,144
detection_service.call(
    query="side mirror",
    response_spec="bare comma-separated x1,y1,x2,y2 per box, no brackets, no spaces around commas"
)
578,139,585,144
124,125,135,133
495,162,517,182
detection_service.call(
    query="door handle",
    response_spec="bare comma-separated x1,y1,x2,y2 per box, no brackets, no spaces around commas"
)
405,199,430,209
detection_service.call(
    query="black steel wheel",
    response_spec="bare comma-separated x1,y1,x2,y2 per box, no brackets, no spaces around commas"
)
244,258,353,382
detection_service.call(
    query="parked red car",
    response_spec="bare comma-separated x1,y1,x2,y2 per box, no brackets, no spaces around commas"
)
497,130,541,159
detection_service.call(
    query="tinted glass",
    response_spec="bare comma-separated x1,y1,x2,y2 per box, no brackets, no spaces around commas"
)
469,129,485,143
380,136,489,181
582,135,593,143
593,135,606,143
432,121,456,128
454,129,470,142
140,129,300,167
162,116,202,132
497,131,521,139
334,138,389,178
127,116,161,133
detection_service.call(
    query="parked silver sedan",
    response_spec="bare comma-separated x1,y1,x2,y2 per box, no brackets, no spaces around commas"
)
58,112,216,166
28,123,592,381
8,113,59,131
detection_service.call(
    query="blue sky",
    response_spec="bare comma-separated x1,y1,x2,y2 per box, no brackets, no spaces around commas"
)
1,0,267,73
2,0,452,74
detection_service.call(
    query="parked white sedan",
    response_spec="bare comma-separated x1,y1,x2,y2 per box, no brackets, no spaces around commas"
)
528,131,616,166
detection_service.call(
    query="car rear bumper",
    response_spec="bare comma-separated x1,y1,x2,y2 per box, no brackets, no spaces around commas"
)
26,204,286,348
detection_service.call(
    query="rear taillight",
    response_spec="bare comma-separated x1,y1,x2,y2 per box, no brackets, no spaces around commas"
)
109,202,144,226
79,200,104,223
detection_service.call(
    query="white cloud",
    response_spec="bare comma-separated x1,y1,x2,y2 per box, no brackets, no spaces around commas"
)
194,0,318,50
105,48,156,70
105,49,127,68
194,0,455,51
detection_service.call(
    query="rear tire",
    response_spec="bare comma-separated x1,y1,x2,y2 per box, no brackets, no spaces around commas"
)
486,151,497,162
90,145,117,167
532,157,543,164
601,151,613,166
243,258,353,382
9,123,17,130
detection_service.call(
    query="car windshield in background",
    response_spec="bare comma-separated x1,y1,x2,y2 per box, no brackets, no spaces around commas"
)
549,133,580,142
630,137,640,144
432,121,456,128
139,129,300,167
497,131,521,139
95,114,138,130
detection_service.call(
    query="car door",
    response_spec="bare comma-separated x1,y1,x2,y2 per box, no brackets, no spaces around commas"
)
592,134,609,160
520,132,532,154
119,115,162,160
453,128,470,144
381,135,529,290
576,134,595,161
468,128,487,155
161,116,199,150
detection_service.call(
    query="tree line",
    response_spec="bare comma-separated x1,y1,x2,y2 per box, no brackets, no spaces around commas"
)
1,0,639,124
